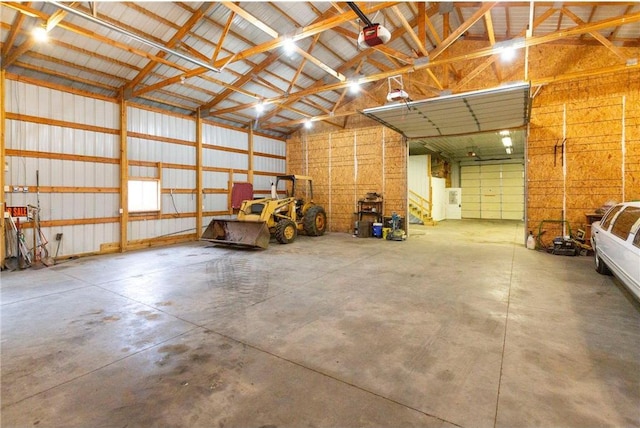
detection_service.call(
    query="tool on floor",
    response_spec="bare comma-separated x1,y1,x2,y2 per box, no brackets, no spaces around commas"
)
386,212,405,241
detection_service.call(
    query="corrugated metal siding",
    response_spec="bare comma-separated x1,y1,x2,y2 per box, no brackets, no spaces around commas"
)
4,77,287,255
4,80,121,256
126,106,197,241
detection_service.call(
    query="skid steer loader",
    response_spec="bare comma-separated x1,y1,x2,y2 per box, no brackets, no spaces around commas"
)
201,175,327,249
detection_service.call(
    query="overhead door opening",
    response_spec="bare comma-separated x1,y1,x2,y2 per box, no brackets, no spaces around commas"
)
361,83,530,230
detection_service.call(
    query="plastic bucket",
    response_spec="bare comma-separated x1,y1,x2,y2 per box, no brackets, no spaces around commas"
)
372,222,383,238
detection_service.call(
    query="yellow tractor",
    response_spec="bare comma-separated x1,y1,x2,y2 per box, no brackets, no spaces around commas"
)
201,175,327,249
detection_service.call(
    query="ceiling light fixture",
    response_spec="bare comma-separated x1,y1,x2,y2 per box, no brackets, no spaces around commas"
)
32,26,49,42
493,37,525,63
283,38,296,55
500,47,516,62
502,136,513,147
349,81,361,94
255,101,265,113
304,119,312,129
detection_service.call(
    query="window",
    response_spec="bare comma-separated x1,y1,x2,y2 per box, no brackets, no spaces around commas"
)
611,207,640,241
600,205,623,230
128,179,161,213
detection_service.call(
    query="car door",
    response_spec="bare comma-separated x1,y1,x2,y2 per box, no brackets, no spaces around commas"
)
608,206,640,290
595,204,624,266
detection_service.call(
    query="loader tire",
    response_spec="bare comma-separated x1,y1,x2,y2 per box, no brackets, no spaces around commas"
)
275,219,297,244
303,205,327,236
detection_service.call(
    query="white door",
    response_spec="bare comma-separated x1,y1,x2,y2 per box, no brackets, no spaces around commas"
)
446,188,462,219
431,177,446,221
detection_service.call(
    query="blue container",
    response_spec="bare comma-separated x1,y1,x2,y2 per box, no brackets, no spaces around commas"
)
372,222,383,238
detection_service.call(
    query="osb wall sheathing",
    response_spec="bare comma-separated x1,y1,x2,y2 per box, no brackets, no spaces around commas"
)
527,69,640,239
288,126,406,233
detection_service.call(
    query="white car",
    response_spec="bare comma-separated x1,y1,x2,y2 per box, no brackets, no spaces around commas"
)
591,201,640,301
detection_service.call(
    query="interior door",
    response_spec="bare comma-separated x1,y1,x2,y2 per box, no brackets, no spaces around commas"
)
446,188,462,219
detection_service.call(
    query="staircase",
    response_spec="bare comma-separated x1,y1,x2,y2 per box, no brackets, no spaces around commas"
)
408,190,437,226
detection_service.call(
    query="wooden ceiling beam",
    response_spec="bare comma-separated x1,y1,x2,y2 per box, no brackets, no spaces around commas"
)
417,2,427,49
294,46,346,82
255,34,322,124
483,9,503,82
608,5,635,40
453,6,557,90
200,51,282,112
14,60,118,92
212,11,234,63
221,2,278,38
392,5,428,56
562,7,628,62
124,2,214,92
430,2,497,60
2,38,36,69
2,1,30,58
331,59,366,114
3,2,190,72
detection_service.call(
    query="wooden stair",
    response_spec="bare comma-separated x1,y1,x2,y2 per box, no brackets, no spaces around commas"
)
408,190,437,226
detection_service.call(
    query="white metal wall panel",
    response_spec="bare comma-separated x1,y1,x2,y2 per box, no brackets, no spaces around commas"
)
6,80,119,127
128,218,196,241
203,148,248,170
203,124,248,149
128,137,196,164
233,173,248,183
203,171,230,189
253,134,286,156
5,80,120,256
253,156,285,174
128,106,196,142
253,175,275,192
203,194,229,213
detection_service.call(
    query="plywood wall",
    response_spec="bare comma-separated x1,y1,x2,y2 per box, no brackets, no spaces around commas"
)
288,126,406,233
527,69,640,241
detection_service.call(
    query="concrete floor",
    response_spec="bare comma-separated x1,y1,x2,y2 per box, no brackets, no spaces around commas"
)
1,219,639,427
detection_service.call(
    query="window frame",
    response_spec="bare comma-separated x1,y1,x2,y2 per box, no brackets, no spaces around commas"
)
128,177,161,214
610,207,640,241
600,205,623,231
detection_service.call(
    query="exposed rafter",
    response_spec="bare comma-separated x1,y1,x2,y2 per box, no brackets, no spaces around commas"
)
2,1,639,135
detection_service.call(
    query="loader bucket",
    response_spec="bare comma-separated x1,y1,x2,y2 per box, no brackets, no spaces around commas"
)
201,219,271,249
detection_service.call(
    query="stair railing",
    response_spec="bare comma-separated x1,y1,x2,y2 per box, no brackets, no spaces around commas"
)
408,189,432,222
